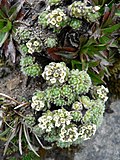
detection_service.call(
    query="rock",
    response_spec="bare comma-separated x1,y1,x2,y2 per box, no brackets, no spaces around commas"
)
6,76,22,91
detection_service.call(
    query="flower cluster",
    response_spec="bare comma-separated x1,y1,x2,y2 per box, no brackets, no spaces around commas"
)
26,38,42,54
20,56,41,77
24,114,36,128
68,1,100,22
47,8,69,31
79,124,96,140
31,62,92,107
42,62,70,85
68,69,92,95
59,125,79,143
38,110,54,132
69,18,82,30
37,108,72,132
91,85,109,102
53,108,72,127
31,91,45,111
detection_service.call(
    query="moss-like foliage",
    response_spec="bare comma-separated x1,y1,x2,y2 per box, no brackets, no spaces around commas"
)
20,56,41,77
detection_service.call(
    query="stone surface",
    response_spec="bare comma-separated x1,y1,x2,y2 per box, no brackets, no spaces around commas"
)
73,100,120,160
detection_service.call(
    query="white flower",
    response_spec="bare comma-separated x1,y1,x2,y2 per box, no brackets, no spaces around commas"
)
32,96,37,102
60,118,65,124
56,16,62,22
26,42,32,48
46,125,53,132
52,9,58,15
28,48,34,54
35,105,41,111
55,120,61,127
60,127,66,135
50,77,57,84
53,115,59,121
66,120,71,125
72,101,83,110
59,78,65,83
55,24,59,27
46,76,50,80
104,96,108,102
59,11,65,16
60,70,66,77
45,70,53,76
39,123,47,130
50,18,56,26
33,41,39,46
47,116,53,121
53,72,59,77
49,14,54,19
94,6,100,11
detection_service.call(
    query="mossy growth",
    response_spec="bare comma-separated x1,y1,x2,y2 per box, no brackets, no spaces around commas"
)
20,56,42,77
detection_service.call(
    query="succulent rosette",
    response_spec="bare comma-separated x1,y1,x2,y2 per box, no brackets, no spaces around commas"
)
24,62,108,148
20,56,41,77
68,69,92,95
44,36,58,48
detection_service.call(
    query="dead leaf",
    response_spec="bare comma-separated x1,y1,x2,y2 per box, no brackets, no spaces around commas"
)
4,35,16,63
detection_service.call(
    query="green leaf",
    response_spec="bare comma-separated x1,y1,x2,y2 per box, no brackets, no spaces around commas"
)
0,128,11,137
88,70,104,85
82,38,96,48
71,60,82,69
88,61,100,67
0,20,5,29
0,10,6,19
99,36,110,44
0,32,9,47
0,19,12,32
102,23,120,34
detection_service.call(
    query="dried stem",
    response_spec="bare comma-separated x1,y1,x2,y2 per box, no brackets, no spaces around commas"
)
0,93,20,104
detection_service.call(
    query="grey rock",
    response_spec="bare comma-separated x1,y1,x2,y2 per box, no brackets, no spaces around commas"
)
74,100,120,160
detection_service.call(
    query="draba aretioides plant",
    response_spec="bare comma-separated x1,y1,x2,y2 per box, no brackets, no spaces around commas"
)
27,62,108,149
13,0,120,84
